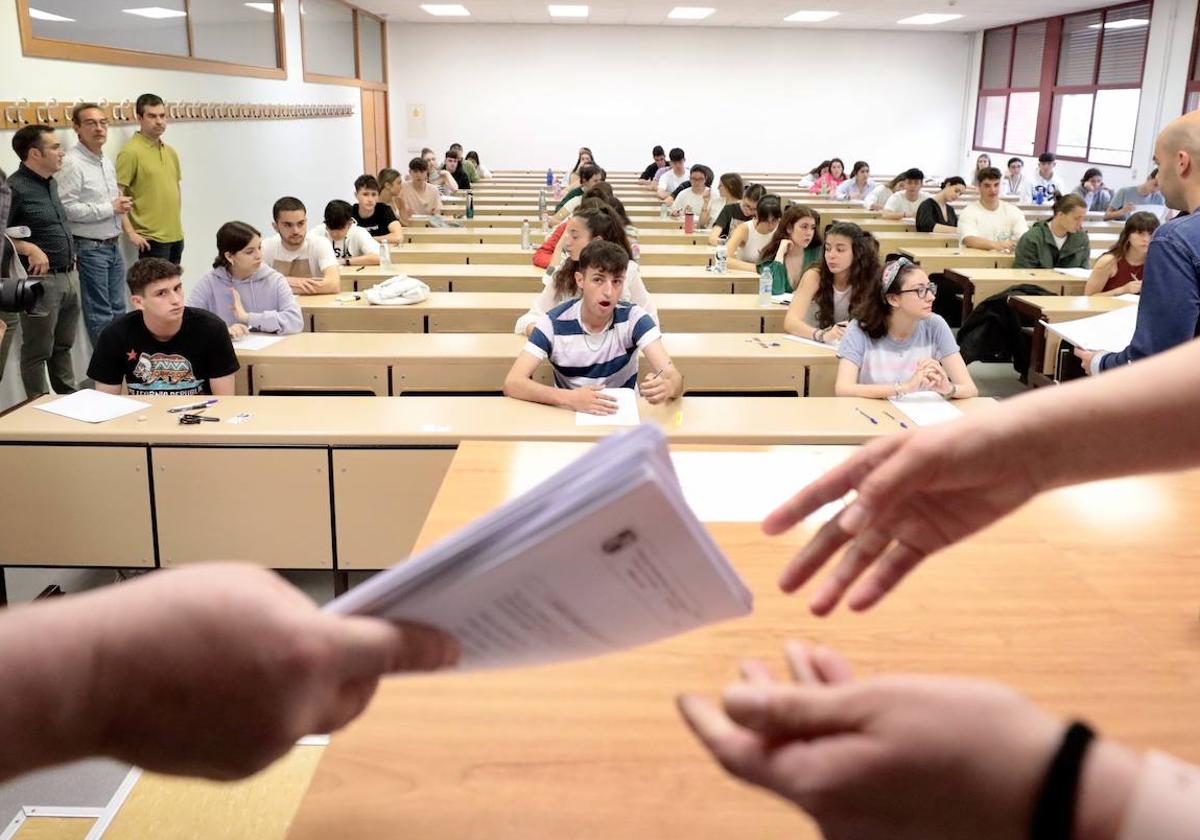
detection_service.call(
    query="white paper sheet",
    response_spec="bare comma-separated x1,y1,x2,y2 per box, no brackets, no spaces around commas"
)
1133,204,1169,222
34,390,150,424
784,334,836,351
1044,303,1139,351
232,334,286,351
1054,267,1092,278
771,293,793,305
889,392,964,427
1115,293,1141,302
575,388,641,426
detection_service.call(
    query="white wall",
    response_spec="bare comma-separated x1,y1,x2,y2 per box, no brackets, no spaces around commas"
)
387,23,974,178
963,0,1200,190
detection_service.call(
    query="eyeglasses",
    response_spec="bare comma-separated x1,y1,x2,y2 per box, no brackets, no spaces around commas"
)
896,282,938,300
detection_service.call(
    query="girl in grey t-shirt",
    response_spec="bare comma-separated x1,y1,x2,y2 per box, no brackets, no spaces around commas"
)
835,258,978,400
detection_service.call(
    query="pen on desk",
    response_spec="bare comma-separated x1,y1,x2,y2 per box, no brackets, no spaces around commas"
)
355,266,366,272
854,406,879,425
168,399,218,414
882,410,909,429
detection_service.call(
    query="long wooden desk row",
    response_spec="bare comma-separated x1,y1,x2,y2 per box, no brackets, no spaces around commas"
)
940,267,1092,322
235,332,836,398
0,395,993,590
341,263,761,294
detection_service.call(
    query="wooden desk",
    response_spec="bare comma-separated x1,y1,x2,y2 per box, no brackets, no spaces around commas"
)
899,247,1010,274
286,440,1200,840
1008,295,1136,386
237,332,837,398
340,264,759,295
382,243,712,267
404,227,715,247
303,293,794,334
871,232,957,252
940,267,1090,321
407,215,691,230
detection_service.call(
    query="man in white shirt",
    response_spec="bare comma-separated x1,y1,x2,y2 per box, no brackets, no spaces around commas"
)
1002,157,1032,201
656,148,688,202
958,167,1029,253
881,168,925,220
313,200,380,267
260,197,340,295
670,166,713,221
1031,152,1066,203
56,102,134,344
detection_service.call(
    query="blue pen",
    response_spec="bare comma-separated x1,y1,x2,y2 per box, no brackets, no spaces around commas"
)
882,410,909,429
168,399,218,414
854,407,879,425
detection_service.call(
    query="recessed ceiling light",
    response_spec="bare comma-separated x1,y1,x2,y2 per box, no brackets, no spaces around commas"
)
548,4,589,17
897,13,962,25
244,2,275,11
29,8,76,20
420,4,470,15
1088,18,1149,29
668,6,715,19
122,6,189,18
783,10,838,22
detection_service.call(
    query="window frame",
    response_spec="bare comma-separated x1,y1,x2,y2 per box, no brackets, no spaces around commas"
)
15,0,287,80
299,0,389,90
1186,0,1200,112
975,0,1152,166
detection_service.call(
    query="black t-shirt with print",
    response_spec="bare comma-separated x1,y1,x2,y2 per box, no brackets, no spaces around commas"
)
639,162,659,181
448,165,471,191
87,308,239,397
713,204,753,238
351,202,399,238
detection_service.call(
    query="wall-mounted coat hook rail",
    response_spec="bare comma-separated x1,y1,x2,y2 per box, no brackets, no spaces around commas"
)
0,100,355,131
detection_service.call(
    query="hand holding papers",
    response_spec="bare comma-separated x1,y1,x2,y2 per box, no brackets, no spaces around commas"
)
1045,304,1139,352
327,425,752,671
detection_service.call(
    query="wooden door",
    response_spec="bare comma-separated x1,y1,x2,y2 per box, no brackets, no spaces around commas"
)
361,89,390,175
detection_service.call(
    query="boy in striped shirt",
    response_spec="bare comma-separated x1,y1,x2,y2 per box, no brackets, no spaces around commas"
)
504,240,684,416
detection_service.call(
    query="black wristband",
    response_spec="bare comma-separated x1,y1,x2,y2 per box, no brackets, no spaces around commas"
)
1030,721,1097,840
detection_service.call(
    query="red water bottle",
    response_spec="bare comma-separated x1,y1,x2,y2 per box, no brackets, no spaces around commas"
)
683,208,695,234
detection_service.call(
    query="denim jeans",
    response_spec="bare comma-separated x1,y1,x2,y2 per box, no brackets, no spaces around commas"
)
140,239,184,265
75,238,127,344
19,269,80,396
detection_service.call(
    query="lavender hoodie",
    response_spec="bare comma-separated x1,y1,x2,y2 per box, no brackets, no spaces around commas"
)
187,264,303,335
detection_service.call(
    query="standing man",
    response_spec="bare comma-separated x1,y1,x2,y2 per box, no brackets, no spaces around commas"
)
116,93,183,264
57,102,133,344
6,125,81,396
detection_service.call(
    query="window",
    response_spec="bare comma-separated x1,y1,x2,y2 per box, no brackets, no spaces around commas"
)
975,1,1151,167
300,0,388,89
15,0,285,79
1186,2,1200,112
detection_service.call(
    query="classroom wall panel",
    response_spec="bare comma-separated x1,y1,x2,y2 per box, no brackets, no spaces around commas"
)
386,23,972,179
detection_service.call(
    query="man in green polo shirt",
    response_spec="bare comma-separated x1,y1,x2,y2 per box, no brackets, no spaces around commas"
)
116,93,183,264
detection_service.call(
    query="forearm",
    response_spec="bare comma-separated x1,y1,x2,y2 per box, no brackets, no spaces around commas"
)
349,253,380,266
881,211,904,220
836,381,903,399
312,271,340,294
962,236,1001,251
726,257,757,273
504,375,568,408
783,311,820,340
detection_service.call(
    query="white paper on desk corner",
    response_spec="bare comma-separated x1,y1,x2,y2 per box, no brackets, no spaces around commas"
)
1054,267,1092,279
784,334,837,351
771,293,793,305
889,392,963,427
325,424,752,671
232,334,286,351
1044,303,1139,352
33,389,150,424
575,387,640,426
1114,293,1141,302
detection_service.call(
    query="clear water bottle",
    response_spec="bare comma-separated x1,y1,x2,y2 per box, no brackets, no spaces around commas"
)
758,265,772,305
553,175,563,202
659,202,669,220
546,167,554,187
631,240,641,262
520,219,531,250
714,240,727,274
538,188,547,216
380,240,393,269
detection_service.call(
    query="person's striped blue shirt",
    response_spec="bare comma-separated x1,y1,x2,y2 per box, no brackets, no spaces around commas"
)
525,299,661,390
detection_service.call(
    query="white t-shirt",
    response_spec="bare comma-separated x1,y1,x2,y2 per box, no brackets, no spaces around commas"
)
657,168,687,195
1051,231,1067,250
312,223,380,260
883,192,923,217
864,184,892,210
1031,173,1066,198
957,201,1030,245
671,188,710,218
261,233,338,278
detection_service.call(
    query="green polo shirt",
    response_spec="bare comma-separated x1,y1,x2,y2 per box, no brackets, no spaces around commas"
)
116,132,183,243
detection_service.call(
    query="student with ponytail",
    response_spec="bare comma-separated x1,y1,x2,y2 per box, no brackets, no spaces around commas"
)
725,194,783,272
784,221,880,345
915,177,966,233
834,257,977,400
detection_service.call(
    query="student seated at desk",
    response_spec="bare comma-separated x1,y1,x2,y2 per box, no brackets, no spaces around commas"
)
504,240,683,415
416,148,457,195
397,157,444,224
90,257,238,397
464,150,490,181
1013,193,1090,270
864,174,903,212
553,164,604,220
1106,168,1166,221
834,258,977,400
568,147,594,189
376,167,403,219
1001,156,1031,200
351,175,403,245
442,150,471,193
974,152,991,177
1031,152,1067,201
725,195,783,273
515,204,656,336
656,148,688,201
314,200,380,267
708,180,760,245
1086,211,1159,296
798,161,826,191
811,158,846,195
958,167,1030,253
670,165,715,220
784,221,881,345
1072,167,1113,213
834,161,872,202
639,145,667,183
261,197,340,295
881,169,925,220
759,204,823,295
915,177,965,233
188,222,303,338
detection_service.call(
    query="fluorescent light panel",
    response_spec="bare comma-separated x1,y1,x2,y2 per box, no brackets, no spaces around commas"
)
421,4,471,15
1088,18,1149,29
548,4,589,16
668,6,715,19
897,13,962,24
244,2,275,11
784,10,838,22
29,8,76,20
122,6,189,18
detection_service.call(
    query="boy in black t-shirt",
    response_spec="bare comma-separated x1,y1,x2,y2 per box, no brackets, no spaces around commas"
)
350,175,403,244
89,258,239,397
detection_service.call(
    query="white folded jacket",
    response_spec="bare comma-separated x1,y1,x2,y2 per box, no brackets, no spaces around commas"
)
365,275,431,306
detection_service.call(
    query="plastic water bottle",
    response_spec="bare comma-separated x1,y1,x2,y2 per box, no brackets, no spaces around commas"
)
631,240,641,262
520,219,531,250
714,241,727,274
538,188,547,216
683,208,695,234
659,202,669,220
1033,185,1046,205
758,266,772,306
465,193,474,219
553,175,563,202
546,167,553,187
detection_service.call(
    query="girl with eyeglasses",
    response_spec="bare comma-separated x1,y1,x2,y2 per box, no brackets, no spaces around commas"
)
835,258,978,400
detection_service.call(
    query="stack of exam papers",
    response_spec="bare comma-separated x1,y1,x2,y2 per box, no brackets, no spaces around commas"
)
327,425,753,670
1045,304,1139,352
